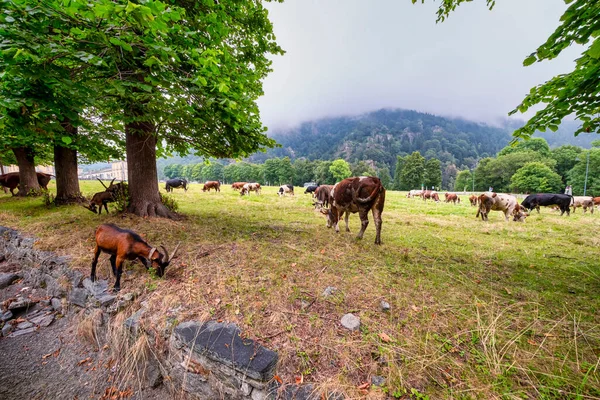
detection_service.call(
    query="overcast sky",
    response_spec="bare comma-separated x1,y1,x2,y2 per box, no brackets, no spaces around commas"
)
257,0,579,130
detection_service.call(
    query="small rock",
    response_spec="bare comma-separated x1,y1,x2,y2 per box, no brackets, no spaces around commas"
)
96,294,116,307
17,321,34,330
341,313,360,331
322,286,337,297
122,293,134,302
241,382,253,396
0,273,18,289
145,359,163,388
40,299,51,306
380,300,391,312
251,388,268,400
2,323,13,337
29,313,51,325
124,308,146,333
371,375,386,386
0,311,13,322
39,315,54,327
83,278,108,296
51,298,62,313
8,327,37,337
69,288,88,308
8,297,34,311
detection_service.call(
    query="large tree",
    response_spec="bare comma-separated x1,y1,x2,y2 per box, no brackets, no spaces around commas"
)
510,162,563,194
399,151,425,190
1,0,283,216
420,0,600,138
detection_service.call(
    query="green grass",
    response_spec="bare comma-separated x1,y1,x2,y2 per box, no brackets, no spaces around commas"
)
2,182,600,399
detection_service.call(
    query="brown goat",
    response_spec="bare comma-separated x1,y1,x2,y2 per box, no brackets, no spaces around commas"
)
86,191,115,214
90,224,180,291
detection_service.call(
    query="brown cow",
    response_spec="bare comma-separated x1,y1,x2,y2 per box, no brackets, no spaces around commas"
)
321,176,385,245
468,195,478,206
0,172,52,196
240,182,261,195
313,185,333,209
421,190,439,202
571,196,594,214
476,193,522,221
202,181,221,192
445,193,460,204
231,182,247,191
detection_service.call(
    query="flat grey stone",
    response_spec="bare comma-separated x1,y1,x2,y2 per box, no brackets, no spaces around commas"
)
380,300,391,312
251,388,268,400
0,273,19,289
241,381,253,396
371,375,386,386
29,313,50,325
8,327,36,337
51,298,62,313
124,308,146,333
322,286,337,297
83,278,108,296
172,320,278,382
122,293,134,302
17,321,33,330
0,311,13,322
2,323,13,337
341,313,360,331
8,298,34,311
39,315,54,327
96,294,116,307
145,359,163,388
69,288,88,308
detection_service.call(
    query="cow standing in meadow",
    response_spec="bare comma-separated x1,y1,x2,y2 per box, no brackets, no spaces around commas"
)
521,193,573,216
313,185,333,209
407,190,422,198
231,182,247,191
240,182,261,195
445,193,460,204
0,172,53,195
468,195,478,206
571,196,594,214
322,176,385,245
203,181,221,192
476,193,523,222
304,184,319,194
165,178,187,193
278,184,294,196
421,190,439,202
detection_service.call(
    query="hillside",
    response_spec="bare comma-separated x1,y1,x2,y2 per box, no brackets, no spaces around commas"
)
252,109,512,169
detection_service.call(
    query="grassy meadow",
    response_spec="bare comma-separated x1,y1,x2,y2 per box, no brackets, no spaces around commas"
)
1,181,600,399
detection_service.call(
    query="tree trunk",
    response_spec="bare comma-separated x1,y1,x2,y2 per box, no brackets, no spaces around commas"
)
54,121,83,204
13,147,41,196
125,115,174,218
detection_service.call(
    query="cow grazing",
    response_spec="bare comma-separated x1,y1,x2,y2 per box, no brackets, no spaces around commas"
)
240,182,261,196
521,193,573,216
571,196,594,214
90,224,180,291
468,195,478,206
304,184,319,194
231,182,247,191
278,184,294,196
476,193,521,221
313,185,333,209
165,178,187,193
0,172,53,196
512,204,529,222
203,181,221,192
593,197,600,206
322,176,385,245
407,189,423,198
421,190,440,202
445,193,460,204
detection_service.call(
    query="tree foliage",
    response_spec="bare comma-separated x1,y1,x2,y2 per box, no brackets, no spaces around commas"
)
399,151,425,190
568,149,600,196
510,162,563,194
550,145,582,184
329,159,352,182
423,158,442,189
454,169,473,192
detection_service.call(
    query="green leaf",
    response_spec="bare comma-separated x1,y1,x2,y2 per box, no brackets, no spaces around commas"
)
61,136,73,145
587,39,600,59
523,55,537,66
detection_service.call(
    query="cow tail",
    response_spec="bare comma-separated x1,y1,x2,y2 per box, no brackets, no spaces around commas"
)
355,182,383,204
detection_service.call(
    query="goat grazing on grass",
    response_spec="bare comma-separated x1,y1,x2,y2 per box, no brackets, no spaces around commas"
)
83,179,127,214
90,224,180,291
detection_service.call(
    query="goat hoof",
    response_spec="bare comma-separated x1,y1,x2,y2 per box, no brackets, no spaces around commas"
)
112,287,121,293
90,275,96,282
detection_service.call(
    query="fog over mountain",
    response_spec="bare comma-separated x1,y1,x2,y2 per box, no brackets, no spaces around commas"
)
258,0,579,130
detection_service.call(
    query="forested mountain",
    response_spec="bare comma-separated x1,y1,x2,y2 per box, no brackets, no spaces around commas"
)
251,109,513,170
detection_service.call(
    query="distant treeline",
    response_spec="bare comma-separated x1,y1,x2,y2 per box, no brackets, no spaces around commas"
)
165,137,600,196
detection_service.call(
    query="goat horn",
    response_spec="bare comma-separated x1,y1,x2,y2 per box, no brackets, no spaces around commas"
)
109,178,116,187
97,178,108,189
159,245,169,263
168,242,181,263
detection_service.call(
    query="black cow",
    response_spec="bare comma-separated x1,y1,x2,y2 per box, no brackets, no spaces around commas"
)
521,193,573,216
165,178,187,193
304,184,319,194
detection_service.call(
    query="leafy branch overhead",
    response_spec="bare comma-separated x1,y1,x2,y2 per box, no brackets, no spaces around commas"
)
417,0,600,139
